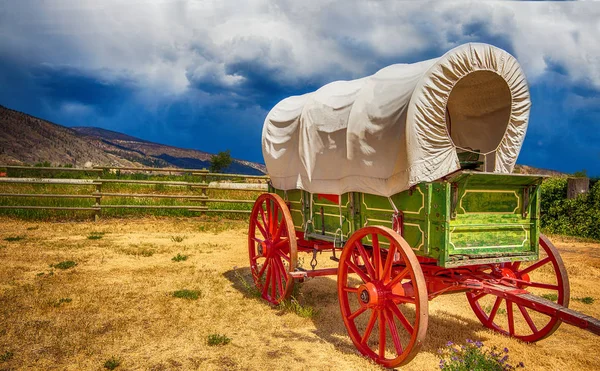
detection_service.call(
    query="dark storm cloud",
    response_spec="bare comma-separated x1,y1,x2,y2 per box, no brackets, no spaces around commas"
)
0,0,598,173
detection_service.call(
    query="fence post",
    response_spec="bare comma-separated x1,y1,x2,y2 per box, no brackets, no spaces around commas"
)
200,171,207,215
94,181,102,222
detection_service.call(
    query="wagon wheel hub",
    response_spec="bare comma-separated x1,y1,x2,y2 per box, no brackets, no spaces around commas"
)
357,282,383,307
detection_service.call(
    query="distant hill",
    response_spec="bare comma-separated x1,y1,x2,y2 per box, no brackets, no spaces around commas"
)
0,105,266,175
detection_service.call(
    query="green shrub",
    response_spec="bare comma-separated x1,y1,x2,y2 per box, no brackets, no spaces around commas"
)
51,261,77,270
0,351,14,362
103,356,121,370
573,296,594,304
171,253,188,262
4,236,25,242
172,289,201,300
540,178,600,240
207,334,231,346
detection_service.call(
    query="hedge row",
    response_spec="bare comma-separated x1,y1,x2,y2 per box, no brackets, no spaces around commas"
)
540,178,600,240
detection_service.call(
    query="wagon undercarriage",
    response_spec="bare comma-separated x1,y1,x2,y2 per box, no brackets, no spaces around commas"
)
248,192,600,368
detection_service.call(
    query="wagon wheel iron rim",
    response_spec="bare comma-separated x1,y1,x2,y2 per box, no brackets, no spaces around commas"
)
248,193,297,305
337,226,428,368
466,234,570,342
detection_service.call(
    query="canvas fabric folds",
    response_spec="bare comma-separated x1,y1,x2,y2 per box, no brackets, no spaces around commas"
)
262,43,531,197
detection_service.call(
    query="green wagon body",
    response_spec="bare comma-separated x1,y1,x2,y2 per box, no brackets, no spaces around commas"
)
271,170,544,268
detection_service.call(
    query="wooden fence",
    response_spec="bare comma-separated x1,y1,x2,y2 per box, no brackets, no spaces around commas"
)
0,165,269,221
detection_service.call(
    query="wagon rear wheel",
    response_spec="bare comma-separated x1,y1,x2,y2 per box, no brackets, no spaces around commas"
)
466,234,570,342
337,226,428,368
248,193,297,305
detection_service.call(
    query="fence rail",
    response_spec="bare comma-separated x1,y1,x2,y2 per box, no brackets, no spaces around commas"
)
0,165,268,220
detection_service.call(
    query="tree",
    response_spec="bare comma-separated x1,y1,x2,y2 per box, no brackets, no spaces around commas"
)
209,150,232,173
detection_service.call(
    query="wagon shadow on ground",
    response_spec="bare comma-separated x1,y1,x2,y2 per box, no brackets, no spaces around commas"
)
223,267,496,367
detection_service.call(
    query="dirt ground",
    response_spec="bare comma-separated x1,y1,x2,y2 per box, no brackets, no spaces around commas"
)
0,217,598,370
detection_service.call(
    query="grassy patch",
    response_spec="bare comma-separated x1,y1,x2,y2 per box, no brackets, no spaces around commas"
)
233,269,261,298
171,235,185,243
207,334,231,346
51,260,77,270
484,305,506,315
171,253,188,262
0,351,14,362
173,289,201,300
278,297,317,318
26,226,39,230
4,235,25,242
52,298,72,307
104,356,121,370
0,244,6,249
120,244,157,257
573,296,595,304
87,232,106,240
541,293,558,301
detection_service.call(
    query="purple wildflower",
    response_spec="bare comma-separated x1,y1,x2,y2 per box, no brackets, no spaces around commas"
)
475,340,483,348
518,362,525,368
504,347,509,353
500,355,509,364
447,341,454,346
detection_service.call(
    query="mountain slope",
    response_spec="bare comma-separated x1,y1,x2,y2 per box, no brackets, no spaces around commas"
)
0,105,266,174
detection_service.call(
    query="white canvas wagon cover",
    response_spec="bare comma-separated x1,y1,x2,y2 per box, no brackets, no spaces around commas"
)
262,43,531,197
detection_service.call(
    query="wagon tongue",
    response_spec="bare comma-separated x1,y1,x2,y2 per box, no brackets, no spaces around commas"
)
483,284,600,336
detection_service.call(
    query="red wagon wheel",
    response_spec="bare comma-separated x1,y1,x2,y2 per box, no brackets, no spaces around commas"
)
467,234,570,342
337,226,428,368
248,193,297,305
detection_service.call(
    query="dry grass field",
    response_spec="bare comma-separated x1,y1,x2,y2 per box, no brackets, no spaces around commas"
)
0,217,598,370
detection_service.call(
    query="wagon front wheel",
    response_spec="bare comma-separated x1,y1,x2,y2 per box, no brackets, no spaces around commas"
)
337,226,428,368
248,193,297,305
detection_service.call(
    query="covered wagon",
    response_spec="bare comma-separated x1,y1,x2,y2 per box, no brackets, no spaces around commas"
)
248,43,599,368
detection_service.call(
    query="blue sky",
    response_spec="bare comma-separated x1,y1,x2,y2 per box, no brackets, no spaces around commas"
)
0,1,599,175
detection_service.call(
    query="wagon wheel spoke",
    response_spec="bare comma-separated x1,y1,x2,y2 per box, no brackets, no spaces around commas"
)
387,268,409,288
275,248,291,263
273,238,290,250
518,304,538,333
257,204,269,238
262,265,272,298
518,257,551,276
361,310,378,345
385,307,404,355
355,241,376,279
378,309,386,359
487,297,503,325
257,258,269,278
270,261,277,299
346,259,371,283
388,294,416,305
387,302,414,334
507,300,515,336
342,286,358,293
372,234,382,280
470,291,487,302
382,242,396,283
348,306,368,321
